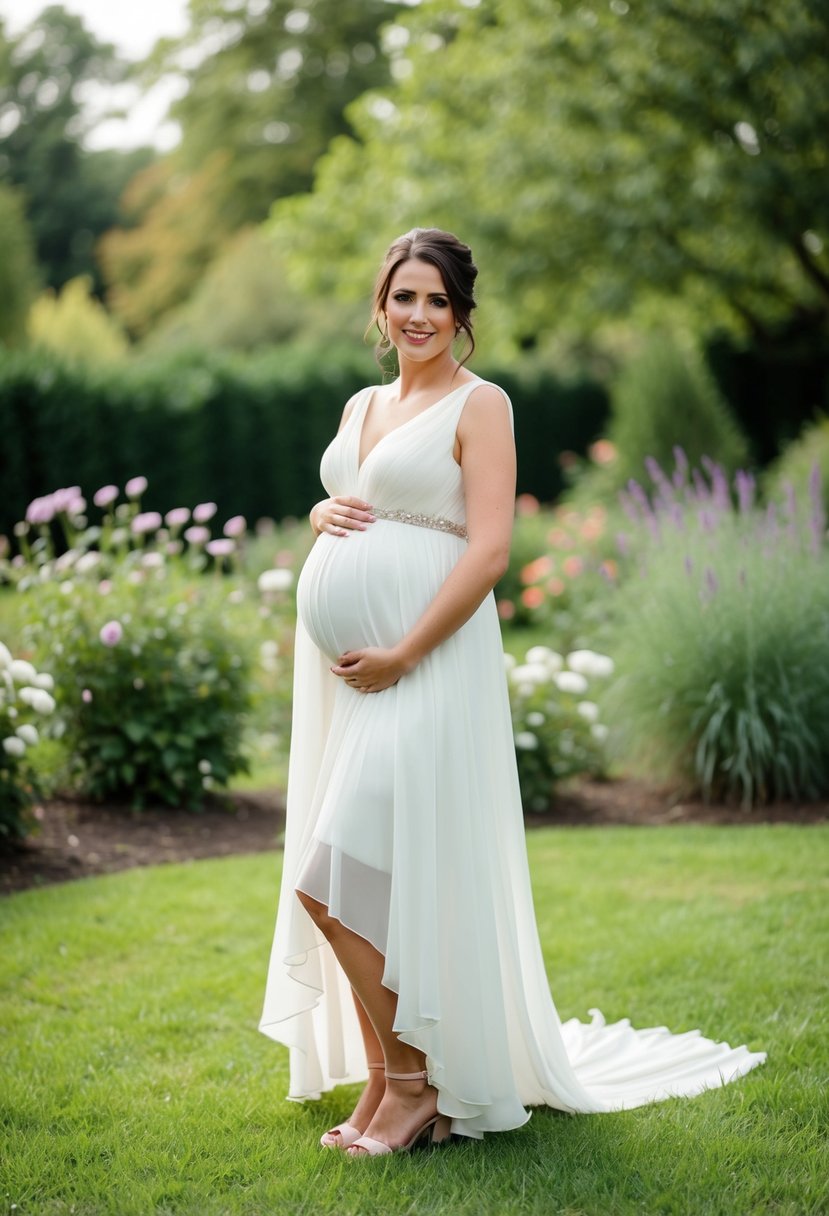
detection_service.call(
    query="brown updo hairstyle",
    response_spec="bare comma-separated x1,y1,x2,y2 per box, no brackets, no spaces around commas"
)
369,228,478,367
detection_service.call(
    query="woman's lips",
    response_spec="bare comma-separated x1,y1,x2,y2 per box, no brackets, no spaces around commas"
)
403,330,434,344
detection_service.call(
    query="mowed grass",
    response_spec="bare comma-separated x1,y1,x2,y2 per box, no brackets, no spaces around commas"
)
1,826,827,1216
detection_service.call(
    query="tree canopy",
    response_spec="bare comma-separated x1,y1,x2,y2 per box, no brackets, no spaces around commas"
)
268,0,829,353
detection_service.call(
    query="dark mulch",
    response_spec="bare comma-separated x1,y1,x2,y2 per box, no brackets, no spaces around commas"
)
1,779,826,897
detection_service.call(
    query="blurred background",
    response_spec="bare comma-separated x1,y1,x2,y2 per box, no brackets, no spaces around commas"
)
1,0,828,530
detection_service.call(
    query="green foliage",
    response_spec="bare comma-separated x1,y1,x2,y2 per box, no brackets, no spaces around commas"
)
0,7,151,293
270,0,829,349
29,576,252,809
0,646,55,840
28,275,129,364
764,414,829,512
605,456,829,805
607,336,749,488
0,184,38,345
506,645,612,811
2,831,825,1213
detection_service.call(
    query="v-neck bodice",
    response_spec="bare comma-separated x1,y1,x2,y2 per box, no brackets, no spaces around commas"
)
319,378,498,526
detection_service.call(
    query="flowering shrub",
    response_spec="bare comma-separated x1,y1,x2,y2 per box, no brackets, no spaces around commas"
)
506,645,614,811
3,480,302,809
0,643,56,839
605,452,829,806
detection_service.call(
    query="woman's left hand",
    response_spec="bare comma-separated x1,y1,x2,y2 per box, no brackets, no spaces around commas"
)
330,647,412,694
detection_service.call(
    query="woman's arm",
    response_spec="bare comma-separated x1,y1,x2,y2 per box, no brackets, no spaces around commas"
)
331,384,515,692
309,391,375,538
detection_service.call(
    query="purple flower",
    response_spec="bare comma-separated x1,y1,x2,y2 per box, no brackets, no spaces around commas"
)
184,525,210,546
615,531,630,557
223,515,246,538
735,469,755,514
684,555,694,576
131,511,162,535
165,507,190,529
99,620,123,646
808,462,826,555
82,688,93,703
93,484,119,508
704,567,719,596
206,538,235,557
125,476,148,498
50,486,83,515
672,446,689,489
193,502,217,523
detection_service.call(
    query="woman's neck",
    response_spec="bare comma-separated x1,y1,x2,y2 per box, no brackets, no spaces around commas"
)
395,349,465,400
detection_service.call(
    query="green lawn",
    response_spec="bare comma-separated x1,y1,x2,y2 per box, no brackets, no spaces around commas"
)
1,826,827,1216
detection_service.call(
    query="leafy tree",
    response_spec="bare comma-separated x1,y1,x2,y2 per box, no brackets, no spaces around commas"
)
103,0,404,336
269,0,829,351
28,275,129,364
0,7,154,292
0,183,39,345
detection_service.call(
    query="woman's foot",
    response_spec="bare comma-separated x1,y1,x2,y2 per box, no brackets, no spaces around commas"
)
320,1064,386,1149
347,1072,446,1156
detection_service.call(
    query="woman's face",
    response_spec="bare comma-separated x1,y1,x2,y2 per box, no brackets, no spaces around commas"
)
383,258,456,363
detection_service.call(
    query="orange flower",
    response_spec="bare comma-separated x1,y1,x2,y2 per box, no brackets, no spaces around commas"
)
546,577,566,597
579,518,604,541
520,555,554,584
515,493,541,517
520,586,545,609
497,598,516,620
588,439,617,465
562,554,585,578
546,527,573,549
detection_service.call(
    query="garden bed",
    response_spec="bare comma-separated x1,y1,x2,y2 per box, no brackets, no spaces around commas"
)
2,779,825,896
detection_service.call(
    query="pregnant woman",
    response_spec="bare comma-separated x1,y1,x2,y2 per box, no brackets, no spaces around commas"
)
259,228,764,1157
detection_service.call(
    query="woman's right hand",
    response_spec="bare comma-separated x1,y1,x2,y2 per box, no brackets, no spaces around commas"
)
310,496,375,538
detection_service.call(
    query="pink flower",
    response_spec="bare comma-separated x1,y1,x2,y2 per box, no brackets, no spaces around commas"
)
275,548,294,568
520,556,553,585
125,476,148,498
165,507,190,529
206,538,235,557
497,599,516,620
99,620,123,646
562,555,585,578
50,486,82,514
193,502,217,524
131,511,162,535
515,493,540,517
93,484,119,508
223,515,246,538
25,495,56,524
589,438,617,466
98,579,112,595
184,525,210,545
82,688,93,703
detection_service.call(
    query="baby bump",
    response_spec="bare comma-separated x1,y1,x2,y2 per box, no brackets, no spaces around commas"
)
296,528,420,662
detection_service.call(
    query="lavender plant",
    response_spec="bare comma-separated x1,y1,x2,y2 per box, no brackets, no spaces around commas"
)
605,452,829,806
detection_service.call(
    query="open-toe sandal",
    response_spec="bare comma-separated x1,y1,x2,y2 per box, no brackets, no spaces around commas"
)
347,1070,452,1158
320,1063,385,1149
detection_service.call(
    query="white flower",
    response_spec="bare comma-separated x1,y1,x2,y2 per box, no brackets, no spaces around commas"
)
34,672,54,690
59,580,75,595
2,736,26,757
526,711,546,727
198,759,212,774
19,686,56,714
566,649,615,678
515,731,539,750
525,646,564,673
9,659,37,685
554,670,589,695
75,552,101,574
0,642,13,668
577,701,599,723
509,662,550,687
591,723,609,743
502,652,516,672
16,723,39,745
258,568,294,593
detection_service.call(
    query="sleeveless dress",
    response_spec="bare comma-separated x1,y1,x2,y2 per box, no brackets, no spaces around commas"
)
259,378,765,1138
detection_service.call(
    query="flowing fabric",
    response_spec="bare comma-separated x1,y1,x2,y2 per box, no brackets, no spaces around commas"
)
259,379,765,1138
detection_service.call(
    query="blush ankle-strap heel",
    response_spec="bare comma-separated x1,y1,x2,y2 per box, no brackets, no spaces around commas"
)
319,1063,385,1149
346,1070,452,1158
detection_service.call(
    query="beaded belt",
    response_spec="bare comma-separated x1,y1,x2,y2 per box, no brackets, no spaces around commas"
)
371,507,468,540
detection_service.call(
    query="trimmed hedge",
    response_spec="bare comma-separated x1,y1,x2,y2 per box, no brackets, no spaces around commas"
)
0,346,609,535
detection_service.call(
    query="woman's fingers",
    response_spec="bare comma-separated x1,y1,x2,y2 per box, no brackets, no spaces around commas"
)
324,497,375,535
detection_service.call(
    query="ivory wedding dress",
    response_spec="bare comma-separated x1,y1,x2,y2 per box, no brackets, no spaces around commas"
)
259,378,765,1138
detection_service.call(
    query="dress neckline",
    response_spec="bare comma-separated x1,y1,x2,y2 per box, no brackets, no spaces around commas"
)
355,378,483,474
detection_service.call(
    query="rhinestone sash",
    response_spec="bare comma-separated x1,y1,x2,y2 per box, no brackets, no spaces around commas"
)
371,507,468,540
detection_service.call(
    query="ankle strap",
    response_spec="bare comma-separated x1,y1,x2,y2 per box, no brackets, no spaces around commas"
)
385,1069,428,1082
366,1062,385,1071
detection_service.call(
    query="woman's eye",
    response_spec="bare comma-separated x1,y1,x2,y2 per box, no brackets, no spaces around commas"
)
431,298,449,308
393,293,411,302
